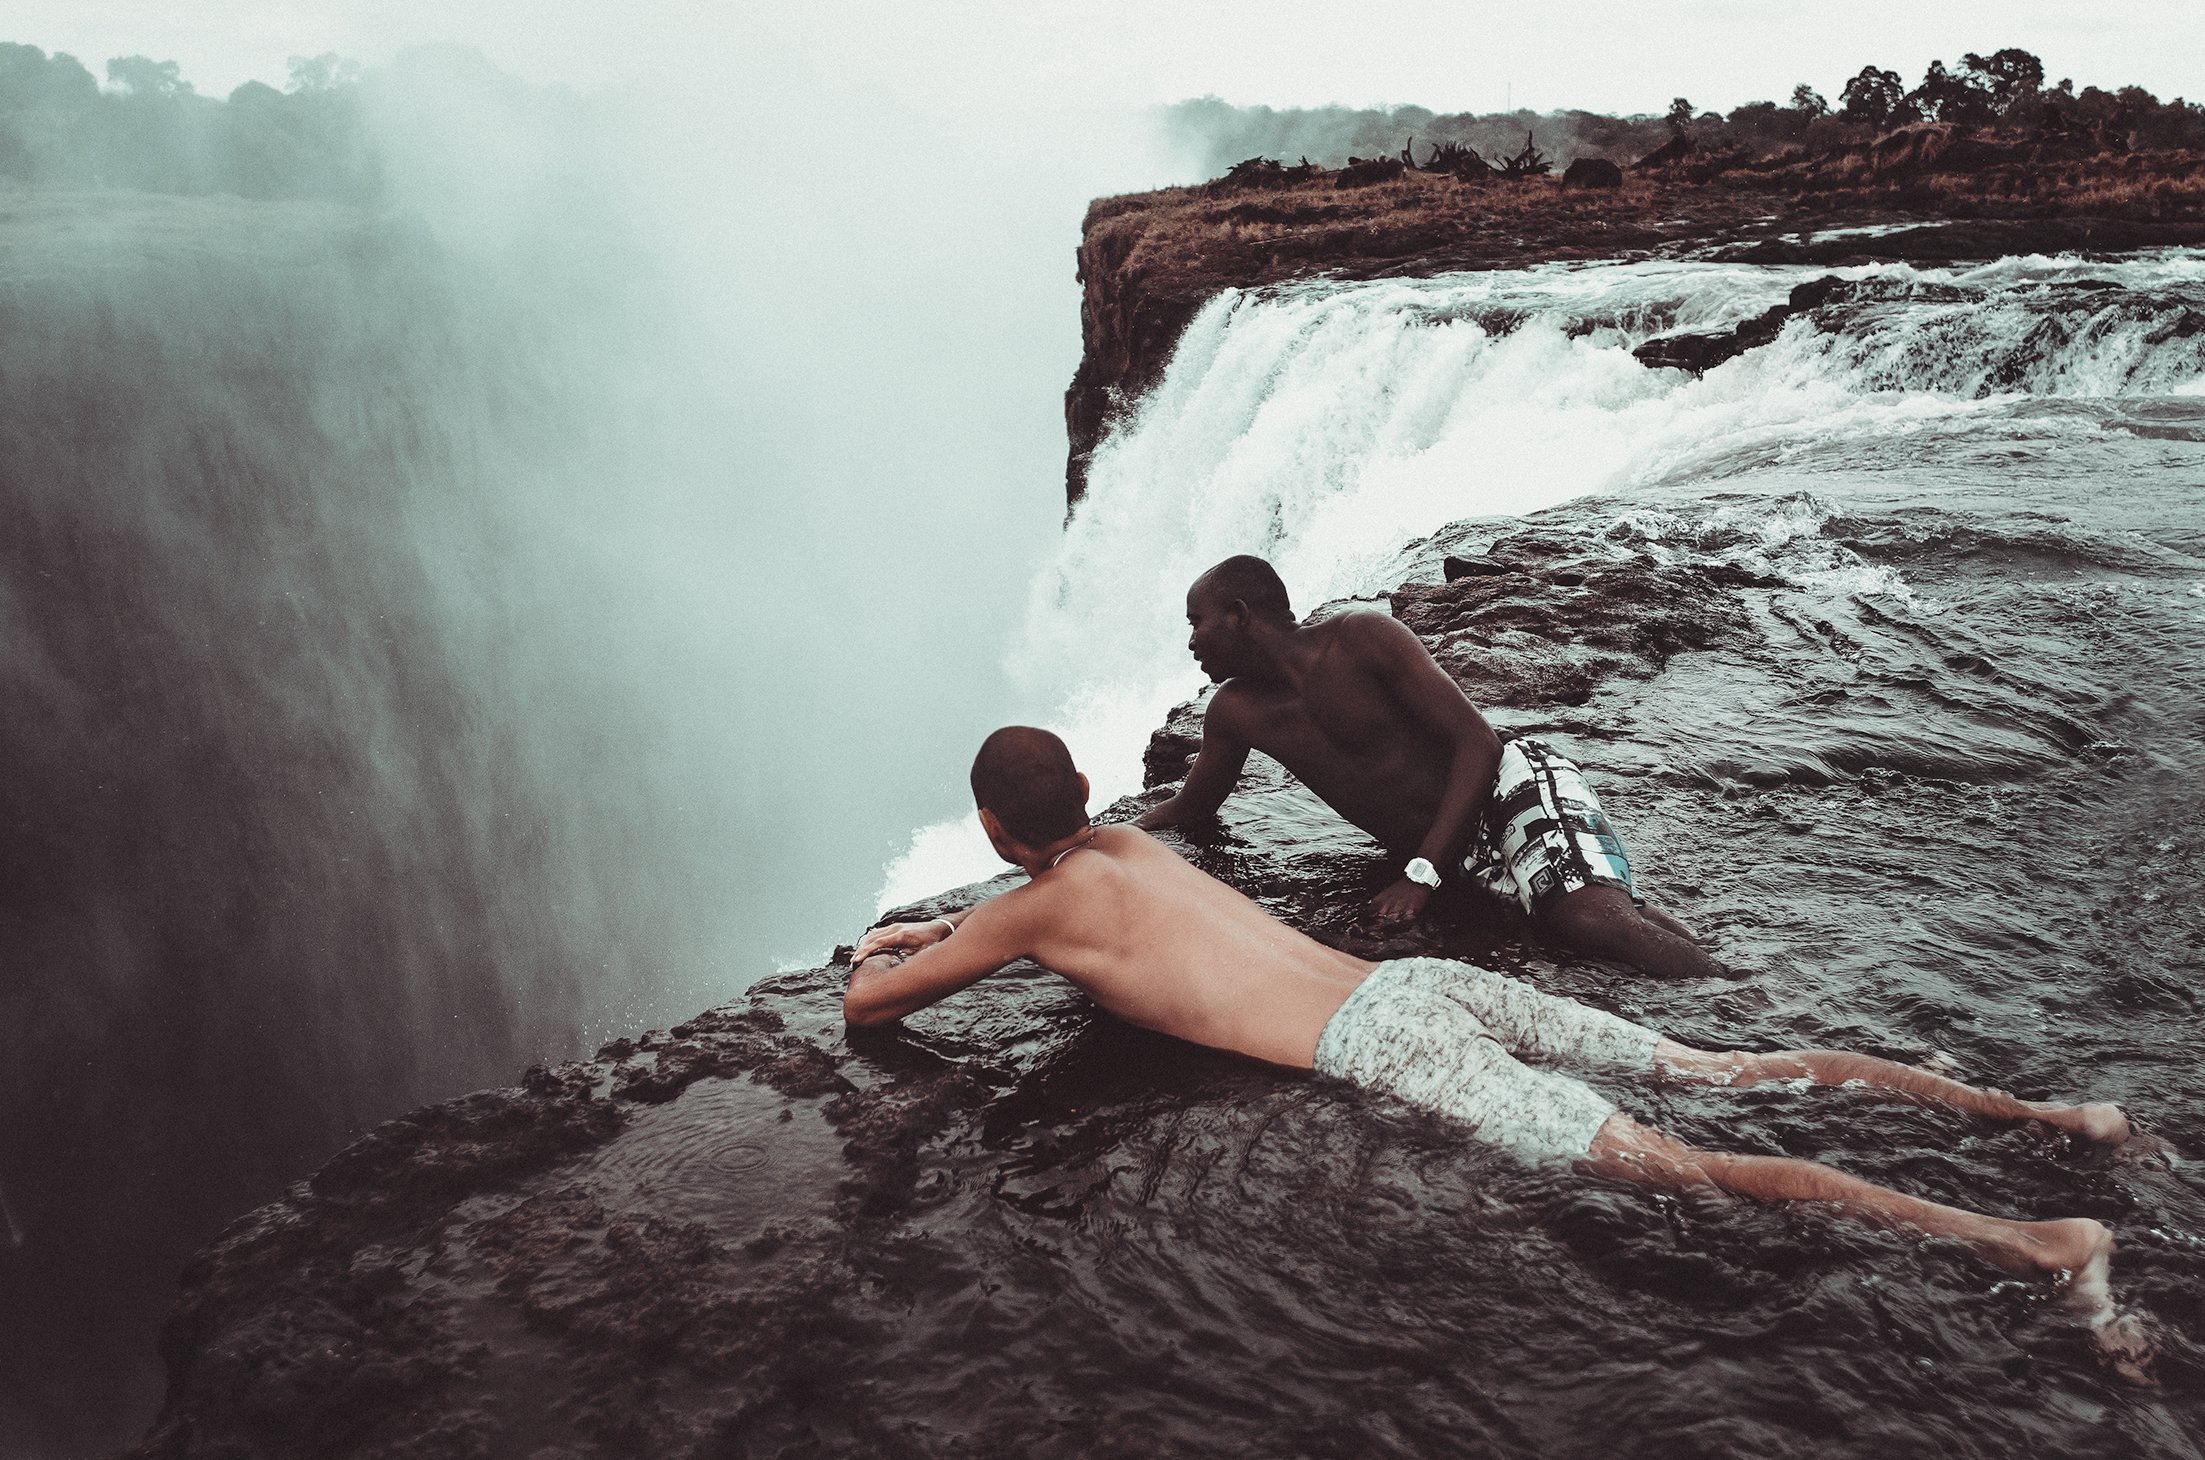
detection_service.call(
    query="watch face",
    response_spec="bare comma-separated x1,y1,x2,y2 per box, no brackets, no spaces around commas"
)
1405,857,1441,887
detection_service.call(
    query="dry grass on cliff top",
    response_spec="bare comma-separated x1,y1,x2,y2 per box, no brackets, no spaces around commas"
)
1084,173,1718,296
1086,152,2205,301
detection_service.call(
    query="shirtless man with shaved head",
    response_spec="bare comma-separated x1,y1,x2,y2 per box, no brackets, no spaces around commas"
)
847,727,2142,1368
1138,555,1719,978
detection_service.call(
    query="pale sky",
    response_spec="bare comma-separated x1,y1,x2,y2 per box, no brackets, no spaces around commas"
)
9,1,2199,116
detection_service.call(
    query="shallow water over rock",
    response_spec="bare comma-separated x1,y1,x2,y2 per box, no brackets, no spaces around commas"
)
133,446,2205,1455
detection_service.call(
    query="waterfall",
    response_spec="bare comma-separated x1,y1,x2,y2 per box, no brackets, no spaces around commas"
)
879,251,2205,903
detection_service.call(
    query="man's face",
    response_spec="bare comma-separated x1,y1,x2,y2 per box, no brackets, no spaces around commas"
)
1185,581,1251,683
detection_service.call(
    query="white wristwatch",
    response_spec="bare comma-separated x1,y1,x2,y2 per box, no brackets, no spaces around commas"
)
1403,856,1442,888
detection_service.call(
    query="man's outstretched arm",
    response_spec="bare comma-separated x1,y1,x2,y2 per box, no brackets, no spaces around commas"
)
844,892,1030,1027
1137,695,1253,830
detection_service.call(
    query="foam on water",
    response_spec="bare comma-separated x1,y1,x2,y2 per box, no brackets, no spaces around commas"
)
877,251,2205,907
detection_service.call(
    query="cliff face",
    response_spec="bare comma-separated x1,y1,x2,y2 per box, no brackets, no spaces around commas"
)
1064,139,2205,504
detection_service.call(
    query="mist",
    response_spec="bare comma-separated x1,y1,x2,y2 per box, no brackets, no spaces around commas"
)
0,44,1184,1457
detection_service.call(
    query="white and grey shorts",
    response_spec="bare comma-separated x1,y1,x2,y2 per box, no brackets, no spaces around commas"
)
1312,957,1660,1159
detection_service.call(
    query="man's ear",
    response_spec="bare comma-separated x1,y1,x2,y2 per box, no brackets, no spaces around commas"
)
978,805,1024,866
1077,772,1091,809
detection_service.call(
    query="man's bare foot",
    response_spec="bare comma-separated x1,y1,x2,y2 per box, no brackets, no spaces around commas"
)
2034,1218,2158,1383
2025,1100,2132,1146
2041,1217,2115,1303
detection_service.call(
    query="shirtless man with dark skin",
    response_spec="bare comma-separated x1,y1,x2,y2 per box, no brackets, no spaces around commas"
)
1138,555,1720,978
848,728,2142,1370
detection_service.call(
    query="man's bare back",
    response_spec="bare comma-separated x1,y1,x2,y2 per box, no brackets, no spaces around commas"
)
844,726,2144,1374
847,824,1369,1067
1140,556,1722,978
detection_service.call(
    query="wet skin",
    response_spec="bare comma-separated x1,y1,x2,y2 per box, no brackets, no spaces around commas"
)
851,823,1369,1068
845,817,2135,1356
1140,573,1721,977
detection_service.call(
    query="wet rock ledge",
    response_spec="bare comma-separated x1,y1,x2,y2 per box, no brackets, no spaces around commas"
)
133,498,2028,1455
128,523,1789,1458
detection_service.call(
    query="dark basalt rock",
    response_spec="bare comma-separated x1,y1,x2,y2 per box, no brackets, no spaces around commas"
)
128,997,885,1459
1633,273,1847,373
1441,553,1527,578
1392,529,1767,709
1335,156,1407,189
125,489,2205,1454
135,513,1768,1456
1562,157,1624,189
1630,134,1697,170
1142,694,1210,789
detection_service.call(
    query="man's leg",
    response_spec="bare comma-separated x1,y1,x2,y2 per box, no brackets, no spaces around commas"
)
1587,1113,2111,1282
1545,884,1725,980
1651,1039,2133,1145
1588,1112,2152,1379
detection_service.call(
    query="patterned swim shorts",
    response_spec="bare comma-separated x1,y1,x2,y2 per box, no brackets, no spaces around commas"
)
1312,957,1660,1159
1464,737,1637,916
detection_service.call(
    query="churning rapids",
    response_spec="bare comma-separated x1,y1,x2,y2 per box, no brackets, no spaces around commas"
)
55,243,2205,1456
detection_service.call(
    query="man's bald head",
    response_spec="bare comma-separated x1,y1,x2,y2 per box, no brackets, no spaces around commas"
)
1191,555,1294,626
970,726,1089,847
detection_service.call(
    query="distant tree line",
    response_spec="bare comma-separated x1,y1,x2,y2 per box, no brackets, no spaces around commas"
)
1670,50,2205,152
1169,49,2205,178
0,43,378,202
8,38,2201,204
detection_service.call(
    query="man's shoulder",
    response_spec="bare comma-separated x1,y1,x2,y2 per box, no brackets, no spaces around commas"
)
1019,829,1148,933
1203,677,1265,724
1310,607,1426,672
1084,823,1155,862
1314,604,1409,642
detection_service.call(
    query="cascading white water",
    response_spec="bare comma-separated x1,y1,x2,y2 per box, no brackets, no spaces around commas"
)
877,250,2205,905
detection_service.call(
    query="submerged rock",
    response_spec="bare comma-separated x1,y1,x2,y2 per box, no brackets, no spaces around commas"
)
1633,272,1846,373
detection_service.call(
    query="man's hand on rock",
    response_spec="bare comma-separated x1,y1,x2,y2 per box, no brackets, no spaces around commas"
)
1368,878,1434,926
1135,796,1186,830
852,918,952,964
